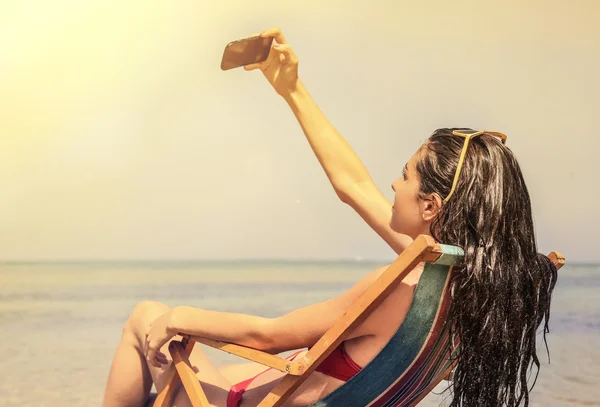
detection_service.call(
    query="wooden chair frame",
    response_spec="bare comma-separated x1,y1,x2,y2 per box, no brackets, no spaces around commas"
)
152,235,565,407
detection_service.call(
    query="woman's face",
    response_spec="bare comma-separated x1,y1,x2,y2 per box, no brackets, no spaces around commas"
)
389,149,431,239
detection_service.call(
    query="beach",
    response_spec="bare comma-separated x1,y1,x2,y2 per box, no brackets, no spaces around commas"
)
0,261,598,407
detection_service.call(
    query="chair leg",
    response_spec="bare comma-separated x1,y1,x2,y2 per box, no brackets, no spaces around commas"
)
169,340,211,407
153,339,197,407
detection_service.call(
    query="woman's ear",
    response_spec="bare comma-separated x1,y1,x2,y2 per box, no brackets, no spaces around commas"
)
421,193,443,222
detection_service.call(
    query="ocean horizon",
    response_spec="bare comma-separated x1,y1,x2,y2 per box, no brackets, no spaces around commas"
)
1,261,598,406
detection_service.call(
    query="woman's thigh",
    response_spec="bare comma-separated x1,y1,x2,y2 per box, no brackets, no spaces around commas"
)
217,362,268,386
217,349,309,388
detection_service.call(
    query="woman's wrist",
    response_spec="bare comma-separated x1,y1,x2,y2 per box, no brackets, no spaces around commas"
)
281,79,307,108
167,306,185,334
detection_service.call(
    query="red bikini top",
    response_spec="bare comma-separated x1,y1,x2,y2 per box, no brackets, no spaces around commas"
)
312,342,362,382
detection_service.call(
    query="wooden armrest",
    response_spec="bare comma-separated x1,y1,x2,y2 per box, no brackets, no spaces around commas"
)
184,335,305,376
548,252,565,270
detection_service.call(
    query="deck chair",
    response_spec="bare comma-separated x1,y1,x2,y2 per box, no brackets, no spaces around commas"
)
152,235,565,407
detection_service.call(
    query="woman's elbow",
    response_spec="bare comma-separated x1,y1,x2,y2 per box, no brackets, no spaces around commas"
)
334,184,358,205
249,318,280,354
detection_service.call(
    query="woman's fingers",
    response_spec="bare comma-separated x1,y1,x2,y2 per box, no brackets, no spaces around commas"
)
245,44,297,72
260,27,286,44
148,350,165,367
274,44,298,65
154,351,168,366
147,345,157,366
147,348,167,367
244,28,298,77
244,63,262,71
144,333,161,367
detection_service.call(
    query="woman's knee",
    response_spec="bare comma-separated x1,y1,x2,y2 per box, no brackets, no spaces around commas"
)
124,301,171,344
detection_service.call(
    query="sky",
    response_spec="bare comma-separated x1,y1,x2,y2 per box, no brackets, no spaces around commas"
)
1,1,599,263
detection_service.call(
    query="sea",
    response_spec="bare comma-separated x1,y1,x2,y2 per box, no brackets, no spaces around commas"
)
0,261,598,407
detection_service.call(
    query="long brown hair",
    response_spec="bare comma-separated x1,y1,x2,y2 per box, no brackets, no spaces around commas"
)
416,128,557,406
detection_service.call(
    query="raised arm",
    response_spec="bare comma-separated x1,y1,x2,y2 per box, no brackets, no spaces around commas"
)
284,81,412,254
244,27,412,254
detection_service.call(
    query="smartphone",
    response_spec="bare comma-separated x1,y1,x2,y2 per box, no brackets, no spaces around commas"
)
220,35,274,71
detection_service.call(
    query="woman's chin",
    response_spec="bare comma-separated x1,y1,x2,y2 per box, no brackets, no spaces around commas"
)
389,221,416,238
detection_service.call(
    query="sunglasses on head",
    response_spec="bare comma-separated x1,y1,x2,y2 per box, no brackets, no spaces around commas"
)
443,129,507,204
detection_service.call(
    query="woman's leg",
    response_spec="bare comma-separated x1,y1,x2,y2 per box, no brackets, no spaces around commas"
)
217,362,268,386
102,301,162,407
102,301,232,407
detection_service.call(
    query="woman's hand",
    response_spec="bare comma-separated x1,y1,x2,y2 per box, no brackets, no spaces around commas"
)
144,311,177,367
244,27,299,97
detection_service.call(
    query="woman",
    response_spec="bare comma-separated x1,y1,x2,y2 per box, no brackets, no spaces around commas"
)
102,27,557,407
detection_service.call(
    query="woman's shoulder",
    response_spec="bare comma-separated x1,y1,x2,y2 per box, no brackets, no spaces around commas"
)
371,261,425,286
